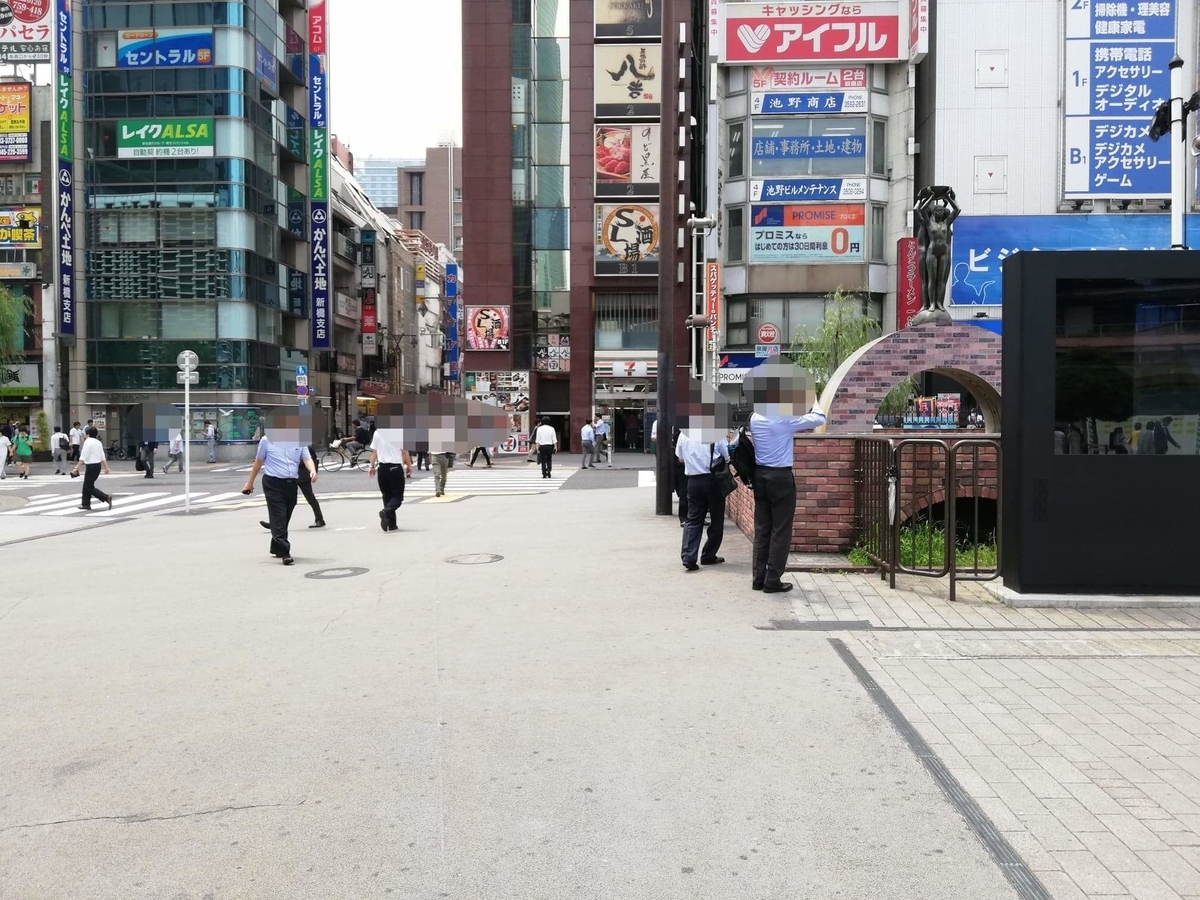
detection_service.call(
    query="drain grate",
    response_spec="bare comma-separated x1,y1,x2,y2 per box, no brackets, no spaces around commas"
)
445,553,504,565
304,567,370,580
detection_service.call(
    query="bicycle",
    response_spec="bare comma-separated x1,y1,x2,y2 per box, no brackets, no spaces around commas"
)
320,438,370,473
106,439,128,461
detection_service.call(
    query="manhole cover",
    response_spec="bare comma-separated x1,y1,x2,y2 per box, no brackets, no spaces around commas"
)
304,566,370,580
444,553,504,565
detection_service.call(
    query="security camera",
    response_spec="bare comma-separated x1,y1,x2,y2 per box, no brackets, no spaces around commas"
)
685,314,713,329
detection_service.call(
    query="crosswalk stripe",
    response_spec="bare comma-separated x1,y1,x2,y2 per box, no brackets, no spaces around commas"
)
88,492,210,517
43,491,171,517
2,496,86,515
192,491,249,505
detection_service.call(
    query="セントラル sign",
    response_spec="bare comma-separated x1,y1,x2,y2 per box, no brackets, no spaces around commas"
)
595,203,660,276
116,27,213,68
117,118,214,158
721,2,903,64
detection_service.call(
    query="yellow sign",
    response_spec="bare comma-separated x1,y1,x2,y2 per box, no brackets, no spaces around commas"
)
0,83,30,134
0,208,42,249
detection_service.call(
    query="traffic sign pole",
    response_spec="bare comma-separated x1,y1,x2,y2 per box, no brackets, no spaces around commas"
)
177,350,198,514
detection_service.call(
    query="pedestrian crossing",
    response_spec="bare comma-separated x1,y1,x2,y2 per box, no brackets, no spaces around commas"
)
0,473,146,490
0,467,574,518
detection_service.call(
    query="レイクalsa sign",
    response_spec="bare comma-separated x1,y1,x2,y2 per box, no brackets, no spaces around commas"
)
721,2,903,64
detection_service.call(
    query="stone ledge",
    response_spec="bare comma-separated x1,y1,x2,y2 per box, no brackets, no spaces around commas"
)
984,582,1200,609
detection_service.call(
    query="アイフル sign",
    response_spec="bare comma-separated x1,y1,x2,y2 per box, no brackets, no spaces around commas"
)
721,2,903,64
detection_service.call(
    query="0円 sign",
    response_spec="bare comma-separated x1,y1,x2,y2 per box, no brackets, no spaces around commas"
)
749,203,865,264
594,44,661,118
595,203,660,276
721,2,903,64
1063,0,1175,198
595,124,660,197
117,118,215,158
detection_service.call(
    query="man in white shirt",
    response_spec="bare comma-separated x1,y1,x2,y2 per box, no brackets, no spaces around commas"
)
533,417,558,479
368,431,413,532
70,426,113,510
205,420,217,463
0,430,9,479
650,418,658,450
580,419,596,469
594,414,610,464
676,431,730,571
68,421,82,461
50,426,68,474
164,428,185,473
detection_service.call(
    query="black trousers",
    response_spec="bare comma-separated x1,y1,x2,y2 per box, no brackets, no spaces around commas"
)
681,473,725,565
80,463,110,508
378,463,406,528
470,446,491,465
299,477,323,523
416,451,429,470
753,467,796,586
674,462,689,524
262,475,299,558
538,445,554,477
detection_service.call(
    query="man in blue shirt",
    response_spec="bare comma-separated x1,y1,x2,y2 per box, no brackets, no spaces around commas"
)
242,412,318,566
677,430,731,571
749,384,826,593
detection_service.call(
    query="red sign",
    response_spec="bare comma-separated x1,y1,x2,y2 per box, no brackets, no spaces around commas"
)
705,262,720,344
757,322,780,344
897,237,922,329
723,3,902,64
12,0,49,23
308,0,327,54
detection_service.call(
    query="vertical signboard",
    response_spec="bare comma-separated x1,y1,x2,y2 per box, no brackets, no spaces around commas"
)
360,229,376,356
308,0,331,350
1063,0,1174,198
444,263,459,384
55,0,73,336
705,262,720,346
594,44,661,117
909,0,929,63
896,236,922,328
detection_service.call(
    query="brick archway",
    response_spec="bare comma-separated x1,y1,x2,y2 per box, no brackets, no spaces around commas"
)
818,323,1002,433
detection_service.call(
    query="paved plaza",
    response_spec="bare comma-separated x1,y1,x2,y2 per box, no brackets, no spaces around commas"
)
2,479,1199,899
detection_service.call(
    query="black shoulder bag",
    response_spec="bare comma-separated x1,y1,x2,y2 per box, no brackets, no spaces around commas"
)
710,443,738,497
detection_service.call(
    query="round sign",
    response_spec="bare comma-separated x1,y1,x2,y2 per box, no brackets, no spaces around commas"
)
11,0,48,24
757,323,780,344
176,350,199,370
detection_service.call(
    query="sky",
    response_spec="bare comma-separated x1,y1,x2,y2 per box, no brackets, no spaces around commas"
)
328,1,463,159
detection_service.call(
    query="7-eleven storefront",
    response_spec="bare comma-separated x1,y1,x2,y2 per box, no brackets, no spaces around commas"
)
593,357,656,453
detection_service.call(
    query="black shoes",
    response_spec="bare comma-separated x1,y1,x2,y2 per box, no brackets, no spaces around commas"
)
309,521,326,529
701,557,725,566
260,521,271,529
379,510,388,532
282,556,294,566
683,562,699,572
762,582,794,594
752,582,764,591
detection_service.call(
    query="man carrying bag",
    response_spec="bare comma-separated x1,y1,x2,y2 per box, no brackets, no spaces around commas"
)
676,431,732,572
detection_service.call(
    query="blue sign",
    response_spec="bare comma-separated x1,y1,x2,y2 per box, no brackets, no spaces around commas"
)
118,27,214,69
755,92,865,115
286,107,305,131
310,203,331,350
1063,0,1175,197
445,263,458,298
309,54,327,129
287,195,306,238
751,135,865,160
254,41,278,94
751,177,867,203
56,0,73,336
949,214,1200,306
296,365,308,376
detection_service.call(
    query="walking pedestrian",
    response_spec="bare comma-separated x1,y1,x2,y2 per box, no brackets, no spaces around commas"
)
11,426,32,479
415,449,430,471
749,398,826,593
138,438,157,479
650,418,658,452
677,430,730,571
241,426,317,566
164,428,185,473
369,431,413,531
467,445,493,467
594,414,610,463
51,425,69,474
0,428,10,479
205,420,217,462
533,416,558,478
71,426,113,510
68,421,82,461
580,418,596,469
260,442,325,531
431,450,453,497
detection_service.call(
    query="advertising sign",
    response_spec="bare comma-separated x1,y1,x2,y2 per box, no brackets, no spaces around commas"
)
360,228,376,288
361,286,377,357
309,1,330,351
309,0,327,54
445,264,459,385
897,236,922,328
0,82,30,162
594,44,661,118
910,0,929,62
534,335,570,373
751,176,867,202
595,203,660,275
465,306,511,351
463,371,532,454
0,261,35,279
255,41,278,93
0,0,52,63
0,363,39,399
722,2,903,64
705,262,720,346
757,322,781,344
0,207,40,247
752,90,868,115
949,213,1200,307
595,0,662,37
751,65,868,91
595,124,660,198
1063,0,1175,198
287,187,305,239
749,203,865,263
117,118,214,158
117,27,214,68
445,262,459,298
751,130,866,161
55,0,72,335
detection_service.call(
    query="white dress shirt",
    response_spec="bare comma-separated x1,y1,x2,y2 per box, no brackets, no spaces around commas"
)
581,423,595,443
651,419,658,441
170,434,183,453
676,433,730,477
78,436,107,465
370,433,406,464
750,405,826,467
51,431,67,451
534,424,557,447
68,427,81,446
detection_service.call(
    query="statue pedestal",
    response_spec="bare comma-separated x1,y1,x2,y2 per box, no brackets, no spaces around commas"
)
908,308,954,327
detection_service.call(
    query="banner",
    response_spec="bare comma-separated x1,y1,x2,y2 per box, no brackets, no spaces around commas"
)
254,40,278,93
463,372,531,453
117,118,214,158
722,2,903,64
0,0,52,63
309,1,331,350
117,27,213,68
0,82,30,162
751,177,867,202
55,0,73,336
705,262,720,346
594,44,661,118
444,263,459,384
748,204,865,263
361,286,377,356
595,124,660,198
465,306,511,351
595,0,662,37
897,236,922,328
595,203,660,276
0,363,40,398
0,208,41,248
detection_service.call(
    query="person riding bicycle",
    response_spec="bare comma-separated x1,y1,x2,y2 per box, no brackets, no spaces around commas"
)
344,419,370,459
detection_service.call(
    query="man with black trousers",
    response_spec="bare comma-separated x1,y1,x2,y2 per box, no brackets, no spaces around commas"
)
749,384,826,593
533,416,558,478
369,431,413,532
677,430,729,571
260,442,324,531
242,419,317,566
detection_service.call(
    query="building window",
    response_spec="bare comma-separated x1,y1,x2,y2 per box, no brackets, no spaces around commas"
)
410,211,424,231
727,207,744,264
454,187,462,201
726,297,749,346
870,205,886,262
726,67,747,95
723,296,843,348
454,212,463,226
728,122,744,179
751,117,867,177
872,119,887,177
408,172,423,206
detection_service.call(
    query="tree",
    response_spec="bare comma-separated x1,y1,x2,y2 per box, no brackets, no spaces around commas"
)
0,283,31,365
790,287,915,414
